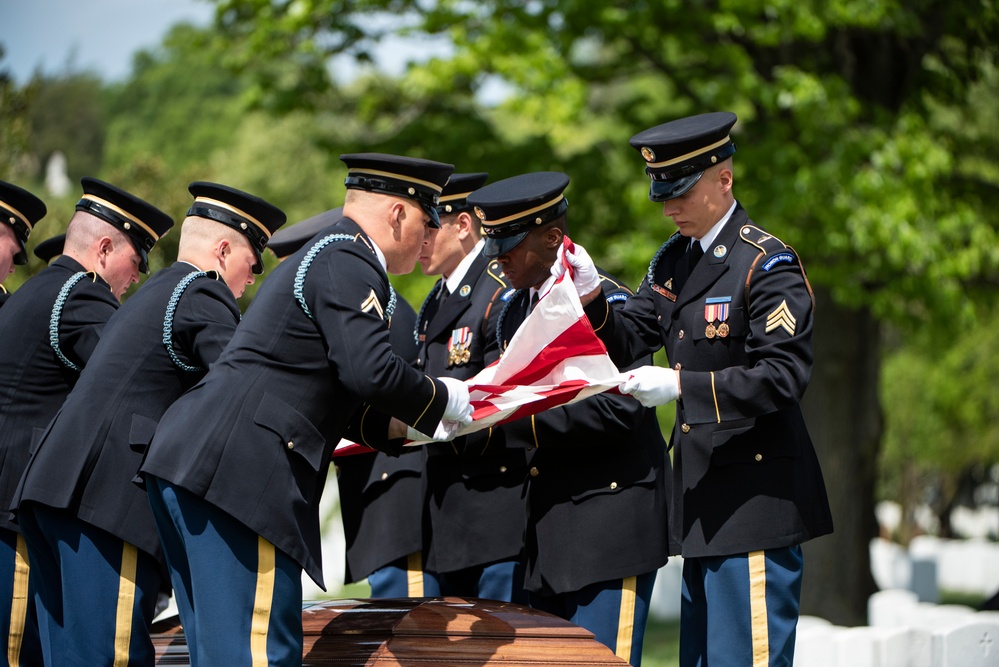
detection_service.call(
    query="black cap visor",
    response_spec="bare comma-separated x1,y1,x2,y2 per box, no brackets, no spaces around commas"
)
648,172,703,203
483,231,529,259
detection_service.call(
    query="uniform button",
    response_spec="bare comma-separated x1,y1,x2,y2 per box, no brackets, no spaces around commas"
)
678,329,685,339
286,440,294,450
681,423,690,433
610,482,618,490
674,363,681,371
755,454,763,462
381,472,389,480
657,315,662,322
530,467,539,477
499,466,508,473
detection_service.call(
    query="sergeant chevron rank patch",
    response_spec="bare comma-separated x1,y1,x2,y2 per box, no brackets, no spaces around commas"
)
766,300,796,336
361,290,384,319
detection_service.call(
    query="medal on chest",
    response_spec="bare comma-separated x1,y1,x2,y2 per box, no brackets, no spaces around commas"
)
704,296,732,339
447,326,473,367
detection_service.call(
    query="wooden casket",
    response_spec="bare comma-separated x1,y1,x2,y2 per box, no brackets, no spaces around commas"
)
152,597,630,665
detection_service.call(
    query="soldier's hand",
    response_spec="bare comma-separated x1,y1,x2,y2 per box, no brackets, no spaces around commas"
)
439,376,473,425
553,242,601,303
406,419,463,442
620,366,680,407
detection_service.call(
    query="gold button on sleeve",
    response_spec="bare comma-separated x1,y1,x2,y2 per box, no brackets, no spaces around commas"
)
681,424,690,434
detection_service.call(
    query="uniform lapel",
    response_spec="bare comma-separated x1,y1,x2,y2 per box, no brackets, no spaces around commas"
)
674,206,746,310
423,251,489,343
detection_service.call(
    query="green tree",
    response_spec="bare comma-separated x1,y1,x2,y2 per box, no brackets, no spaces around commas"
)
27,73,106,182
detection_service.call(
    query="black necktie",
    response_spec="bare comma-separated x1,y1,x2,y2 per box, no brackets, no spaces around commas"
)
675,241,703,294
529,291,539,313
689,241,704,270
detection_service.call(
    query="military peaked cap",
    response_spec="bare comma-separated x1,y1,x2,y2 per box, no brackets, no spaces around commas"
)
468,171,569,259
75,177,174,274
187,181,287,274
33,233,65,265
340,153,454,228
435,172,489,216
0,180,47,266
630,111,738,202
267,207,343,260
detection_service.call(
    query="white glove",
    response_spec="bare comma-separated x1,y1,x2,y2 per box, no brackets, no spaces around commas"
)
552,243,600,298
406,420,463,442
620,366,680,407
439,376,473,424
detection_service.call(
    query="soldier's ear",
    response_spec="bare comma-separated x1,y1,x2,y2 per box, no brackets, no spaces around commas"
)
545,226,564,249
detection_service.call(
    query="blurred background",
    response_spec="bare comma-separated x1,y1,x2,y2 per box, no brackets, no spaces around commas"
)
3,1,999,662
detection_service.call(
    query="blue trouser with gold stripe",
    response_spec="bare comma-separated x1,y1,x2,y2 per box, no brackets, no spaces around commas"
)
367,555,441,598
17,504,162,667
529,571,656,666
680,546,803,667
1,527,42,667
436,560,528,603
147,476,302,667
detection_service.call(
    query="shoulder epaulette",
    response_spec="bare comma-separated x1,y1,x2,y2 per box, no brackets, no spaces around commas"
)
647,232,682,286
163,270,226,372
486,260,507,287
49,271,90,371
738,224,788,254
294,233,396,324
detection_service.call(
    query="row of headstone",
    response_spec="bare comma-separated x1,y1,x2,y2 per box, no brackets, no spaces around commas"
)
871,536,999,601
794,591,999,666
876,499,999,541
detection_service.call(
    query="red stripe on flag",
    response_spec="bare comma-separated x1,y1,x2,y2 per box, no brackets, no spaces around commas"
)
497,384,588,424
503,320,608,386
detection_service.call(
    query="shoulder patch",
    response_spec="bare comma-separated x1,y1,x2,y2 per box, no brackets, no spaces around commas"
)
739,224,788,254
500,288,517,302
606,293,629,304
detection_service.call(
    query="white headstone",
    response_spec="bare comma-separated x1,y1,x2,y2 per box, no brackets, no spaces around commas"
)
931,621,999,667
794,623,840,667
869,589,918,628
649,557,683,620
870,538,911,591
44,151,72,197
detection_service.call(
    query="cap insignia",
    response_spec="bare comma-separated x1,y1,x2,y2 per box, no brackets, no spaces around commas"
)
408,187,416,195
641,147,656,162
474,206,486,221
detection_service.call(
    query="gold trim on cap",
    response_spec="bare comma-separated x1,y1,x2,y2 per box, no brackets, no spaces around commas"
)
479,194,565,227
81,194,160,240
645,136,731,169
194,196,272,239
0,200,32,230
348,168,444,194
439,191,474,203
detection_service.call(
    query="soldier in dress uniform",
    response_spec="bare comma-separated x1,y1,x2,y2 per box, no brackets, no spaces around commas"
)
32,234,65,265
268,208,440,598
467,172,671,666
139,153,473,665
12,182,286,666
412,172,530,602
563,112,834,666
0,178,172,667
0,181,47,307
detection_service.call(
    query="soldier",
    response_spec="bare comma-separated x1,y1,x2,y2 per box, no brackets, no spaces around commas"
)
0,178,172,666
268,208,440,598
139,154,472,665
467,172,671,665
0,180,47,306
564,112,834,666
414,172,529,602
12,182,286,666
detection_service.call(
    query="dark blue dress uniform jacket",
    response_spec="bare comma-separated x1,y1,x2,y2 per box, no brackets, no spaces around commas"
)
12,261,240,577
497,271,671,596
415,251,526,575
336,297,427,584
583,204,833,558
140,218,450,589
0,256,119,532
